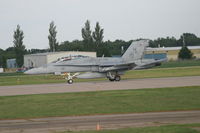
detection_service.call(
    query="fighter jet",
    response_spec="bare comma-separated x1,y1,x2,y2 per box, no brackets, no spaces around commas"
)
25,40,167,84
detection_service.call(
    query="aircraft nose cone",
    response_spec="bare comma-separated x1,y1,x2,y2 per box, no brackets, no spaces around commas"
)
24,68,38,74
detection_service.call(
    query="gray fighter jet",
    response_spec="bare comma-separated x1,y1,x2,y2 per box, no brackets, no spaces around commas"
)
25,40,167,84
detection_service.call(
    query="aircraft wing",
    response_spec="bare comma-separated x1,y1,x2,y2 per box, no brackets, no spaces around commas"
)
99,62,136,72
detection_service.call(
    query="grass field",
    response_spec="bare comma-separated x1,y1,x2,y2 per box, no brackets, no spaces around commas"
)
124,66,200,79
0,86,200,119
62,124,200,133
158,60,200,68
0,66,200,86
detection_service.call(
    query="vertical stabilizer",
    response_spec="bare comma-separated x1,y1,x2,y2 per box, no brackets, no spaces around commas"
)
122,40,149,61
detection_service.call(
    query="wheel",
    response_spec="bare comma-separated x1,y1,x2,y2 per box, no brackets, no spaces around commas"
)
115,75,121,81
109,78,115,81
67,79,73,84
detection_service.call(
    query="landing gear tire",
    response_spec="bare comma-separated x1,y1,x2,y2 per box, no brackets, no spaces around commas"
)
67,79,73,84
115,75,121,81
109,78,115,82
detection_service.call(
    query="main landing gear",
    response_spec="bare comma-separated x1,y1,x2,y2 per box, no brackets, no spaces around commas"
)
107,72,121,82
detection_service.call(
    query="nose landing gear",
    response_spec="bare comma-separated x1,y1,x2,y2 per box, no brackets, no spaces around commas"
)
64,72,80,84
67,79,73,84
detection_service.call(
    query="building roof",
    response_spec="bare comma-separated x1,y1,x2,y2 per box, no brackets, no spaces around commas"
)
146,46,200,51
6,58,16,61
24,51,96,56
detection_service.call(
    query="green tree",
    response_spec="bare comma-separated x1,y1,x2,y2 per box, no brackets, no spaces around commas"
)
48,21,59,52
150,37,177,47
178,46,193,59
92,22,104,48
92,22,105,56
0,49,5,68
178,33,200,46
13,25,25,67
58,40,84,51
1,55,7,68
81,20,93,50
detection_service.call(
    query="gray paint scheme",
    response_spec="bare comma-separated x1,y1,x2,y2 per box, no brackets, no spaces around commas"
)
25,40,166,81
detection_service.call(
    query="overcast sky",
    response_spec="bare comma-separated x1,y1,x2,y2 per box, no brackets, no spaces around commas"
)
0,0,200,50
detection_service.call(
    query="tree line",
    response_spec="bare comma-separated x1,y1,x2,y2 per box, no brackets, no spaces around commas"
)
1,20,200,68
150,33,200,47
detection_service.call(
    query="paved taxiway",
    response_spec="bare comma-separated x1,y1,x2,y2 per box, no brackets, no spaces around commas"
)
0,76,200,96
0,110,200,133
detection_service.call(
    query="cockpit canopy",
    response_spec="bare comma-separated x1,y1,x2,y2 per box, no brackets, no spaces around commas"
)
52,55,89,63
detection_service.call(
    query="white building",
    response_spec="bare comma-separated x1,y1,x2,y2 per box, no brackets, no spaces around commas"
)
6,59,17,68
146,46,200,60
24,51,96,68
0,68,3,73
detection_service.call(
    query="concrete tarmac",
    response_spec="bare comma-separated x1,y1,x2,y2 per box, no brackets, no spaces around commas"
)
0,76,200,96
0,110,200,133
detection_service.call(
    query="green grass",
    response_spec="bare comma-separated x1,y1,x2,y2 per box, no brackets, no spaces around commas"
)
0,86,200,119
0,74,65,86
0,66,200,86
124,66,200,79
157,60,200,68
62,124,200,133
0,72,24,77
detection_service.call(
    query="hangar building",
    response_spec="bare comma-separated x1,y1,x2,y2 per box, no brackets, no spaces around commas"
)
146,46,200,60
24,51,96,68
